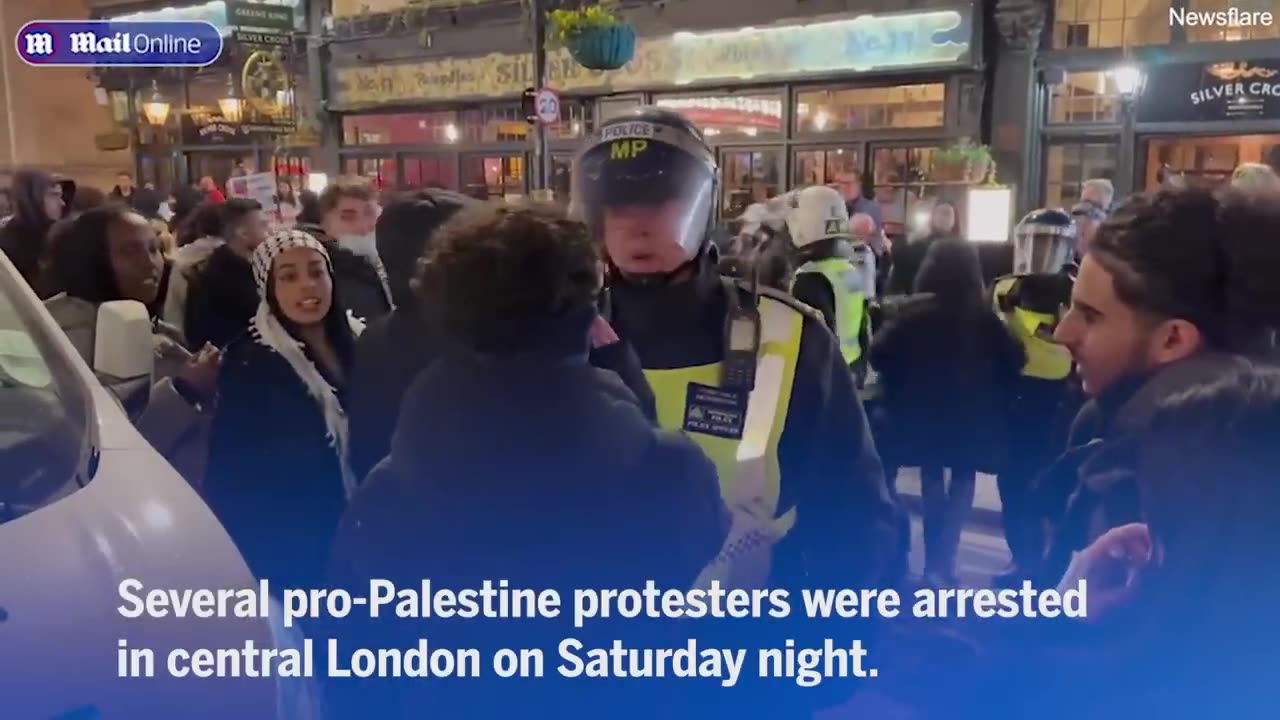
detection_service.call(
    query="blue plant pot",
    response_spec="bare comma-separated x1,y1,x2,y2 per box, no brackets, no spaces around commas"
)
567,24,636,71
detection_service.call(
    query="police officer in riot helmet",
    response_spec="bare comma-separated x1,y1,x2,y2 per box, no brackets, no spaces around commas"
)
990,208,1079,587
573,107,895,712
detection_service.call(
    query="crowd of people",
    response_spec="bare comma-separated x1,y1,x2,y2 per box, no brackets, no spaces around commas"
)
3,105,1280,718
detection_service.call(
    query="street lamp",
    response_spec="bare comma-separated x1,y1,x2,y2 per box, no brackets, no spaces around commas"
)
141,80,171,126
1110,64,1145,197
218,73,245,123
1110,65,1145,98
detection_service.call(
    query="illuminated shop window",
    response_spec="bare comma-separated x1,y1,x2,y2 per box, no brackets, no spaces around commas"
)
793,148,864,201
401,155,458,191
1047,71,1123,124
341,112,461,145
462,105,527,143
343,156,395,190
546,101,594,141
1045,142,1117,207
720,149,783,219
872,146,941,235
654,93,784,140
462,155,524,200
794,84,945,133
1053,0,1171,48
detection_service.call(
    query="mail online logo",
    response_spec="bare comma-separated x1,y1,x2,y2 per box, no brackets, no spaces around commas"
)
22,27,55,57
16,20,222,67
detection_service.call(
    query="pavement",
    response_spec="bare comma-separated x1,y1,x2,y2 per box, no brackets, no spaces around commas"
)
895,467,1011,587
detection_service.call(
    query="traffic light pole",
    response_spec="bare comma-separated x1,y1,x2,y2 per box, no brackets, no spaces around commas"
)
531,0,551,193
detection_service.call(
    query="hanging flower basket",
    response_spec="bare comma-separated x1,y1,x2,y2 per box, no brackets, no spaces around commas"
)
566,24,636,71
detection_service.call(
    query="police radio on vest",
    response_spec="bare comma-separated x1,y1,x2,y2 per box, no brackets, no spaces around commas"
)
69,31,203,55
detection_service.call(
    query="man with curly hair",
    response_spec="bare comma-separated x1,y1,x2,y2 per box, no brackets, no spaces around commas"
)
327,202,727,719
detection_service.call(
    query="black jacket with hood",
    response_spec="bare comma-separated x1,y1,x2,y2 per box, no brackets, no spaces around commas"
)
869,239,1026,472
0,169,73,293
296,223,393,323
184,244,259,349
327,306,727,719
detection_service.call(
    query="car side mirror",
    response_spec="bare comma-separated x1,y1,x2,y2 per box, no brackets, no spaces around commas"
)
94,300,153,382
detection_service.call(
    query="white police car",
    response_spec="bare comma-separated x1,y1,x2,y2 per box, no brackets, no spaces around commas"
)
0,252,297,718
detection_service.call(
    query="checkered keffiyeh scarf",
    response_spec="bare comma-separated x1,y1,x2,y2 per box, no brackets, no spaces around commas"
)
249,228,358,499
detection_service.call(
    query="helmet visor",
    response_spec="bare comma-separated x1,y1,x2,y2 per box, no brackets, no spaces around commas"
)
571,121,716,261
1015,233,1074,274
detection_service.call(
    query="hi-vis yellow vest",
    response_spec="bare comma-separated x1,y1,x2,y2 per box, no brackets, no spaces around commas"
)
643,286,806,590
792,257,867,366
992,275,1072,381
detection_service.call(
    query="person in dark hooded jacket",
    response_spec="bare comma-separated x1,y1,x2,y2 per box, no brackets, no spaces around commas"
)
0,168,73,294
347,191,659,479
327,203,727,719
868,239,1025,584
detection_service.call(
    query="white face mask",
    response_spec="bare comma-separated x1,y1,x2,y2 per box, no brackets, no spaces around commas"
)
339,231,378,260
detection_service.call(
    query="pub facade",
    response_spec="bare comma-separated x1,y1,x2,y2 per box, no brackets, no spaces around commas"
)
1004,0,1280,208
328,0,989,225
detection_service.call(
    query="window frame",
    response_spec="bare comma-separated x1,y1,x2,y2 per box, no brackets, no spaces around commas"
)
1045,69,1125,126
1051,0,1174,50
1041,137,1122,209
791,82,949,137
651,88,788,143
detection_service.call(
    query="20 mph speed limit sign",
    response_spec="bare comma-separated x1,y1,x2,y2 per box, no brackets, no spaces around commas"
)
535,88,561,124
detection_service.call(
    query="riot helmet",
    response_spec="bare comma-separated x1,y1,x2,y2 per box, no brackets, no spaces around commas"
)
784,185,851,250
1013,207,1076,274
570,107,717,282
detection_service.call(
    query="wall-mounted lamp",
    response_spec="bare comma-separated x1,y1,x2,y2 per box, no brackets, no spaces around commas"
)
141,80,171,125
218,73,245,123
1110,65,1146,99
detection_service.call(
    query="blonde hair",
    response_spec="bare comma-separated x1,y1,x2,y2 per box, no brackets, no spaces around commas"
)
150,218,176,258
1231,163,1280,196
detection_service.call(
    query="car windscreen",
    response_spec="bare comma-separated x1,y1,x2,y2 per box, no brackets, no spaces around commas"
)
0,268,91,523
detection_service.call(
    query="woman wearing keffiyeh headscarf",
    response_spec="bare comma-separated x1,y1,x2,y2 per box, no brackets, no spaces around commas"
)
204,229,363,596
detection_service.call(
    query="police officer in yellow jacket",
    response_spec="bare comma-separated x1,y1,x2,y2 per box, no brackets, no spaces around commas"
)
573,109,895,592
990,208,1077,586
784,186,874,387
573,111,894,708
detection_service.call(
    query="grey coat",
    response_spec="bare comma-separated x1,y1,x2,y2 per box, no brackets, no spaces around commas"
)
44,293,210,486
